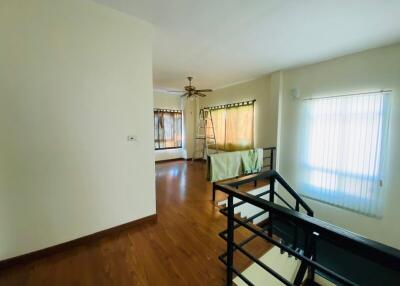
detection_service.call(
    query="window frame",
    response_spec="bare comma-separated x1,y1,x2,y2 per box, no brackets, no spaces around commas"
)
154,109,183,151
299,92,390,217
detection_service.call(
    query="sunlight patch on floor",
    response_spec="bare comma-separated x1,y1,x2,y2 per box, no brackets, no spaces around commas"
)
234,246,301,286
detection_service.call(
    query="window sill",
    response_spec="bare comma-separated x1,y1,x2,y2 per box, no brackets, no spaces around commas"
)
155,147,183,151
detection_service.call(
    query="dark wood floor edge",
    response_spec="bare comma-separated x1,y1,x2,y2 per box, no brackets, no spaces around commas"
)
182,158,203,161
190,158,206,162
155,158,185,163
154,158,205,163
0,214,157,270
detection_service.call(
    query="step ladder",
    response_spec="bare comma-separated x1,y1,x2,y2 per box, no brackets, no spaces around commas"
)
192,108,218,162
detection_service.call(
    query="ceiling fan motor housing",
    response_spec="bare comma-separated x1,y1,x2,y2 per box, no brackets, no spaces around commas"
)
185,85,195,91
177,76,212,98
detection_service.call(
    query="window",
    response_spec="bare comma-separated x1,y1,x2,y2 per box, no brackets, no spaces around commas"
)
206,101,254,151
154,109,182,150
299,92,390,217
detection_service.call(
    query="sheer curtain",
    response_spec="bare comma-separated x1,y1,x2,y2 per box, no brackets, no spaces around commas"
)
207,103,254,151
154,110,182,149
299,92,390,217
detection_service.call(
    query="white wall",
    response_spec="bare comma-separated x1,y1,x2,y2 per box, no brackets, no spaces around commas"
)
199,74,279,149
0,0,155,260
277,43,400,248
154,91,182,110
153,91,184,161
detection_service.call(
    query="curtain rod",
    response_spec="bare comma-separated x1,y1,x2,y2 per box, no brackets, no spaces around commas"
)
303,89,392,101
203,99,256,110
154,108,182,113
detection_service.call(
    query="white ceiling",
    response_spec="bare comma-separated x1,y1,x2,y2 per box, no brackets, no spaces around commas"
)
95,0,400,90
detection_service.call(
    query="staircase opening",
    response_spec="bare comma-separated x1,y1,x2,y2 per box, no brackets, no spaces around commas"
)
215,170,400,286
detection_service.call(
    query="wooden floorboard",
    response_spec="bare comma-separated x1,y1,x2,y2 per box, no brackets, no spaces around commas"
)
0,161,272,286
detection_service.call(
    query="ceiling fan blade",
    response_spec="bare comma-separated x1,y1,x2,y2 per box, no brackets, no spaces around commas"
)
168,90,186,93
196,93,207,97
196,89,213,92
180,92,189,98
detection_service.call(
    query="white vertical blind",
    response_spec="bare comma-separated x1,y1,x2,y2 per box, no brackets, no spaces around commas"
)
299,92,390,217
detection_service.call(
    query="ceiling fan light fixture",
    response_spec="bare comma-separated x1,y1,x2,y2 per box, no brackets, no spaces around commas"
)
173,76,212,99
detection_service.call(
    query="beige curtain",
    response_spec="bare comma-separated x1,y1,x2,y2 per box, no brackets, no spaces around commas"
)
225,104,254,151
207,108,226,150
207,103,254,151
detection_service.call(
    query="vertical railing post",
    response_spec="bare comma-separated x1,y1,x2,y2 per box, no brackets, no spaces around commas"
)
294,201,300,249
212,182,216,201
270,148,274,170
307,232,318,282
226,194,234,286
270,177,275,203
268,177,275,237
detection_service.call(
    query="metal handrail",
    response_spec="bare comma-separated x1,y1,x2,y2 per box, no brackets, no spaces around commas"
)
224,170,313,216
219,183,400,270
219,190,269,212
220,198,356,286
216,174,400,286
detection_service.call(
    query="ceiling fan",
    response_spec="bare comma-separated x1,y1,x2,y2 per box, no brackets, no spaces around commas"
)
169,77,213,98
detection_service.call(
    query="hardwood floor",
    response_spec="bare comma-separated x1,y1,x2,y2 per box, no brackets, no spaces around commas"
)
0,160,271,286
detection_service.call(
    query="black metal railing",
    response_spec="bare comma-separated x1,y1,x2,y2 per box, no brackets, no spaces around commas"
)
262,147,276,171
216,170,400,286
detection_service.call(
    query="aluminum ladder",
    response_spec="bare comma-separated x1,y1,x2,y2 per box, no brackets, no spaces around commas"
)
192,108,218,162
